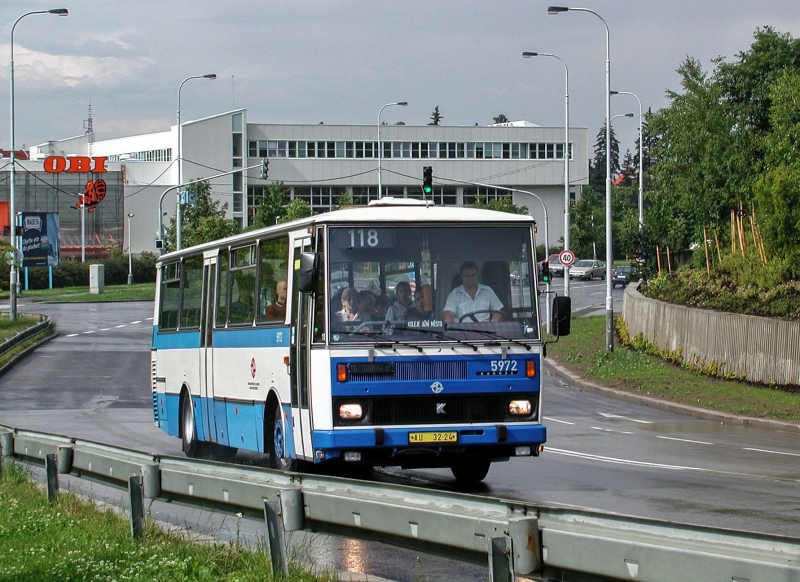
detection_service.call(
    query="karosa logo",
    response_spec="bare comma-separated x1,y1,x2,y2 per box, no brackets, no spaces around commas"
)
42,156,107,174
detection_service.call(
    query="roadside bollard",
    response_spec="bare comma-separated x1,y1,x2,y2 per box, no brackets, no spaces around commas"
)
128,475,145,539
45,453,59,502
57,445,74,474
0,431,13,458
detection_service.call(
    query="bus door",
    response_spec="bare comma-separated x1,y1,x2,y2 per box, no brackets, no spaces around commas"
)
290,238,313,459
199,255,218,442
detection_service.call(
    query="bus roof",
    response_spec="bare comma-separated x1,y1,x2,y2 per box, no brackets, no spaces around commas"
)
158,202,536,262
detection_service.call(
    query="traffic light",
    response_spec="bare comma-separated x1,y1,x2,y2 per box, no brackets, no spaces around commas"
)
423,166,433,195
260,158,269,180
541,261,551,283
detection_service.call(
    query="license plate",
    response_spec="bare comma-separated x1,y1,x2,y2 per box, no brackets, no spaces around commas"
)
408,431,458,444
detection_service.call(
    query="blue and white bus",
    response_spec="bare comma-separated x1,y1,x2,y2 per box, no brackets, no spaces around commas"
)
151,199,569,483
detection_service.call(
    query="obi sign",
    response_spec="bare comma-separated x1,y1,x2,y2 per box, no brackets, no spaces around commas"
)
42,156,107,173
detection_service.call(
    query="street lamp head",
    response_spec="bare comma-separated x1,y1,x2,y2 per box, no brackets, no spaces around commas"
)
547,6,569,14
48,8,68,15
203,74,217,79
610,90,619,95
397,102,408,106
522,52,538,58
127,213,135,218
624,113,634,118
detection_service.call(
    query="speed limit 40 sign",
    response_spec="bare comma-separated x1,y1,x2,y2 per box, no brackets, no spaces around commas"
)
559,249,576,266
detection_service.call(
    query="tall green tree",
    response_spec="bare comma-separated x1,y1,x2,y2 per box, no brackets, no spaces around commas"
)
587,125,621,194
493,114,509,124
279,199,313,223
164,180,238,250
428,106,443,126
249,182,289,229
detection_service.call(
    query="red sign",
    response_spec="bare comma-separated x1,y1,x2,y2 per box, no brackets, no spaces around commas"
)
43,155,107,174
250,358,257,378
76,179,107,213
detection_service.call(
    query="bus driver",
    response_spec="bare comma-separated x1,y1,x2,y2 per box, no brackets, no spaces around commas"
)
443,261,503,323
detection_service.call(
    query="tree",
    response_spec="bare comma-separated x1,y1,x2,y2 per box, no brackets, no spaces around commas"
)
164,180,238,250
279,199,313,223
467,193,528,215
588,125,621,194
333,190,355,210
428,106,443,126
493,114,509,124
249,182,289,229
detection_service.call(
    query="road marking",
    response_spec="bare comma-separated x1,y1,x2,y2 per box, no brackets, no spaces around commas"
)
546,447,800,482
100,328,111,331
82,330,96,334
146,317,153,320
543,416,575,425
115,324,127,328
598,412,653,424
130,320,142,324
657,436,713,445
743,447,800,457
66,333,79,337
591,426,635,435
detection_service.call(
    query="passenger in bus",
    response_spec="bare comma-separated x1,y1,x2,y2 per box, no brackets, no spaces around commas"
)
385,281,413,321
264,280,287,321
406,284,434,320
374,294,390,320
335,288,363,322
357,290,377,320
443,261,503,323
230,284,256,323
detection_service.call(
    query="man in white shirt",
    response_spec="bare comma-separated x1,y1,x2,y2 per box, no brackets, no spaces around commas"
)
443,262,503,323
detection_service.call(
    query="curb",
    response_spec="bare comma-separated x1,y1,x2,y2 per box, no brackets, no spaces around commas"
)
542,357,800,434
0,327,58,378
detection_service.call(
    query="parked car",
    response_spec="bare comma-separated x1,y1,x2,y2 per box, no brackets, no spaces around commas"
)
542,254,565,277
569,259,606,280
611,265,632,288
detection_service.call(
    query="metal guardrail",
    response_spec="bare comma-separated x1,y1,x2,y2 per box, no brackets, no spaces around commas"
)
2,424,799,582
0,313,51,359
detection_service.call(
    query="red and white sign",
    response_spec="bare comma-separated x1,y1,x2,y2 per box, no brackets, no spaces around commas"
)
250,358,257,378
43,155,107,174
559,249,576,267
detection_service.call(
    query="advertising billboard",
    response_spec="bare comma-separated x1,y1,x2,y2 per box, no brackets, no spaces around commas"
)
21,212,60,268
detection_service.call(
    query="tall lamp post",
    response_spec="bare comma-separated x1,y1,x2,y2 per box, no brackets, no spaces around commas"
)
176,73,216,250
548,5,615,352
126,213,135,285
9,8,68,321
377,101,407,199
522,51,571,297
611,90,644,229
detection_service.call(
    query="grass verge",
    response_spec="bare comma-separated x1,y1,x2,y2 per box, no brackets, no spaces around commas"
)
16,283,155,303
0,460,323,582
545,316,800,421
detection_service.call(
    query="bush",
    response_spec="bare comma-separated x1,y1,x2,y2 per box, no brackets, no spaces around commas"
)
21,252,157,290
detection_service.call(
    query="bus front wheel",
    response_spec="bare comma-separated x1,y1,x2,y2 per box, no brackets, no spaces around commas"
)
180,394,201,458
451,459,491,484
268,403,298,472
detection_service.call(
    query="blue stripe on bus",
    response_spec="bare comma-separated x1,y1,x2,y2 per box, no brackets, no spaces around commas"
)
152,325,290,350
311,424,546,450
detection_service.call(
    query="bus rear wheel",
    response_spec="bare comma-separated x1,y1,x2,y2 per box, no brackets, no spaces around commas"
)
268,402,297,472
451,459,491,484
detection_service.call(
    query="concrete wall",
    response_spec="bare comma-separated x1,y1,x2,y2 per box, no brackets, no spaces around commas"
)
622,283,800,386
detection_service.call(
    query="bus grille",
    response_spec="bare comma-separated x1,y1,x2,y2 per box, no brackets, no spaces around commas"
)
348,360,468,382
355,393,535,425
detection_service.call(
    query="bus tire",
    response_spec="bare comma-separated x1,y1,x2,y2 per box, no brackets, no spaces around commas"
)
451,459,491,484
268,401,297,472
180,392,202,458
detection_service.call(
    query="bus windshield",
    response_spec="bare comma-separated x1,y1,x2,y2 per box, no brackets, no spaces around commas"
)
327,225,539,343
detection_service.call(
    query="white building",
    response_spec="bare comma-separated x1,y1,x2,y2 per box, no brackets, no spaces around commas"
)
21,109,588,254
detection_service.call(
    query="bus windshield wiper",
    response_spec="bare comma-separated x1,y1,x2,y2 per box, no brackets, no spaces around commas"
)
444,325,533,351
341,329,426,353
389,324,478,352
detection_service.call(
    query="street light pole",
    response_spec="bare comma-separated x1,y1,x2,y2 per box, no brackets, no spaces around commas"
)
8,8,68,321
548,5,615,352
176,73,216,250
127,213,135,285
377,102,407,199
611,91,644,229
522,51,571,298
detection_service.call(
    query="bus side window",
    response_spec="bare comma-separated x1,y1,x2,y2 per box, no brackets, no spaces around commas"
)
229,245,257,326
159,262,180,331
312,232,326,343
257,236,289,324
180,256,203,329
216,251,229,327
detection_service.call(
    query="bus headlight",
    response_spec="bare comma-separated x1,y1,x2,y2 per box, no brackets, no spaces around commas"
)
338,403,363,420
508,400,532,416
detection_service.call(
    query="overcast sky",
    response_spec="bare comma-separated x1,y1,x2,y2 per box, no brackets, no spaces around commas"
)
2,1,799,160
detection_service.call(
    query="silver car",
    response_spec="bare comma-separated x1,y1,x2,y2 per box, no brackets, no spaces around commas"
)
569,259,606,280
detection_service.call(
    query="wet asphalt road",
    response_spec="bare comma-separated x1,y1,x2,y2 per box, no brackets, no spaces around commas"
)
0,295,798,581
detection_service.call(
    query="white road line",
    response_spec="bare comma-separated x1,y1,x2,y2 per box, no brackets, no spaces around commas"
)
543,416,575,425
115,324,127,328
743,447,800,457
100,328,111,331
591,426,635,435
66,333,79,337
598,412,653,424
657,436,713,445
82,330,95,334
146,317,153,320
130,320,142,324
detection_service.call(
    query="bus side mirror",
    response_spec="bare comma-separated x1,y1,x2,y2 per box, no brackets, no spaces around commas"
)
298,252,318,293
552,296,571,336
